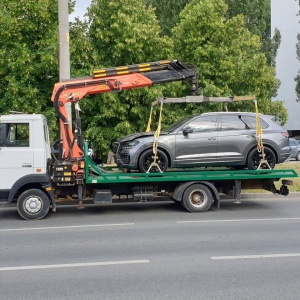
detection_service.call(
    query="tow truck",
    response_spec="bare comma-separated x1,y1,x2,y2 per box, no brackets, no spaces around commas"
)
0,60,297,220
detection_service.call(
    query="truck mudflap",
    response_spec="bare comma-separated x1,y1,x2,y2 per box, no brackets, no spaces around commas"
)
42,183,56,212
172,181,220,208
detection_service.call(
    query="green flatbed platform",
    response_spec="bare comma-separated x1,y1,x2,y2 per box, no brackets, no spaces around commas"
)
85,157,298,184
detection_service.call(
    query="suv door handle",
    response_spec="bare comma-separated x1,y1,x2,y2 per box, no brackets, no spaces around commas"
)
22,164,32,167
208,137,216,140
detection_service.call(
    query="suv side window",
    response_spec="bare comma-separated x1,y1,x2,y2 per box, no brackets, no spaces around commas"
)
220,115,249,131
186,115,217,132
245,116,268,129
0,123,29,147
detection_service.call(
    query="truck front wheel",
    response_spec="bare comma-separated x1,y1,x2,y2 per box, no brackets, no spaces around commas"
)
182,184,213,212
17,189,50,220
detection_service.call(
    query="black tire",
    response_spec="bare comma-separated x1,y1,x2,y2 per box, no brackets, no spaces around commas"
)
17,189,50,220
182,184,213,212
246,146,276,170
296,152,300,161
138,149,168,173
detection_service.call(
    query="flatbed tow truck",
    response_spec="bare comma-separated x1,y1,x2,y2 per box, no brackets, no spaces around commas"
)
0,60,298,219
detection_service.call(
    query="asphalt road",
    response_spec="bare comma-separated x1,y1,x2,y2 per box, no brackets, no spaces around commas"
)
1,196,300,300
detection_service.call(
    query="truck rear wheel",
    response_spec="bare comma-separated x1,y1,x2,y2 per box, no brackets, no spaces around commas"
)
182,184,213,212
17,189,50,220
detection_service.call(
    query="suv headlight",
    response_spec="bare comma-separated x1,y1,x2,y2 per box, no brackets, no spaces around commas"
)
120,140,139,150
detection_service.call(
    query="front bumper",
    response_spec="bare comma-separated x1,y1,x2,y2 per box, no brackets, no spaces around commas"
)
112,142,137,169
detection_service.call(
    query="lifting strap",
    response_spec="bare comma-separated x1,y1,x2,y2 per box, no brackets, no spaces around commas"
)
254,99,270,169
225,103,228,112
146,100,164,173
145,106,153,133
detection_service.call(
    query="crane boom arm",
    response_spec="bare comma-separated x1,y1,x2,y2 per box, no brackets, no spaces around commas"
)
51,60,197,161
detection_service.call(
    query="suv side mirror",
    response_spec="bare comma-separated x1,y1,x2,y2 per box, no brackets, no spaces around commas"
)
183,127,193,136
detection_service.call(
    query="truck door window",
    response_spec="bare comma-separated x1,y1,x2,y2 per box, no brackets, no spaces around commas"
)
0,123,29,147
0,124,7,146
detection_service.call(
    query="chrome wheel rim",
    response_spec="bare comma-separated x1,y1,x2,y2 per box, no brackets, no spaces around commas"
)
23,196,43,214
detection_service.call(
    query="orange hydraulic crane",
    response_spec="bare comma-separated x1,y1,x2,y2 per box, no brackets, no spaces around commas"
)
51,60,197,161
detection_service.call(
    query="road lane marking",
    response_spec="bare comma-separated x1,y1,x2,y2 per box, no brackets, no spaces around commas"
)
0,223,135,232
211,253,300,260
177,217,300,224
0,260,149,271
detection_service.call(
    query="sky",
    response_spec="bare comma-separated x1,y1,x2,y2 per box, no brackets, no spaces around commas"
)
70,0,300,131
70,0,90,20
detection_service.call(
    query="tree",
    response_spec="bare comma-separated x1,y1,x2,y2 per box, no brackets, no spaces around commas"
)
172,0,287,124
74,0,178,158
146,0,280,67
295,0,300,102
69,17,93,78
0,0,73,138
224,0,281,67
295,33,300,102
225,0,270,37
144,0,191,36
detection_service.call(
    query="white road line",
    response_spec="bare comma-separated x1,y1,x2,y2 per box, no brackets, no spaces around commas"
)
0,223,135,232
177,217,300,224
211,253,300,260
0,260,149,271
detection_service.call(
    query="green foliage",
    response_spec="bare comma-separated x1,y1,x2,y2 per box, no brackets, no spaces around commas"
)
171,0,286,123
295,0,300,102
0,0,287,160
144,0,191,36
224,0,281,68
224,0,271,38
146,0,278,67
76,0,177,157
69,18,93,77
87,0,173,67
0,0,65,139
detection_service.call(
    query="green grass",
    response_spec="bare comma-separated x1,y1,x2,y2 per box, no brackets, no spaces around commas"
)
274,160,300,192
241,161,300,193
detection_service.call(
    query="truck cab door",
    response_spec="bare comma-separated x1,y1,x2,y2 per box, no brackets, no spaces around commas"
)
0,122,33,190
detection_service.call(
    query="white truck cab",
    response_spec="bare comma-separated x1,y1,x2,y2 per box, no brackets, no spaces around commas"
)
0,114,54,219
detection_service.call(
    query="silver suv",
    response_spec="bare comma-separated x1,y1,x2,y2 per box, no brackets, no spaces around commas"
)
113,112,291,172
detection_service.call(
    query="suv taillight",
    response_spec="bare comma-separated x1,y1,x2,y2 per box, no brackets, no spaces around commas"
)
281,132,289,138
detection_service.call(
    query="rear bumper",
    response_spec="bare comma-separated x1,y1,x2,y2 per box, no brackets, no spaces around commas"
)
278,146,292,163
